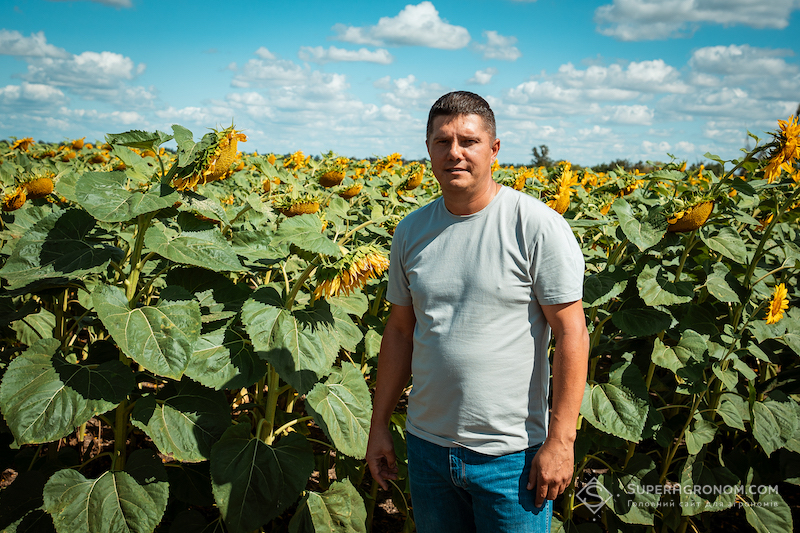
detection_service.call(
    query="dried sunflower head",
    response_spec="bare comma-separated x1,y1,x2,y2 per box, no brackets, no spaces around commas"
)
399,163,424,190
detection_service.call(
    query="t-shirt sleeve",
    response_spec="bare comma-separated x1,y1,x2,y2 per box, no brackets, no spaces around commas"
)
529,213,585,305
385,221,412,306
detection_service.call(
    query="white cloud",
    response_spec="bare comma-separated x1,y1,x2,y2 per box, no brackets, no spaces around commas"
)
689,44,797,77
23,51,146,94
232,56,309,88
474,31,521,61
254,47,276,60
333,2,470,50
595,0,800,41
0,82,66,107
298,46,393,65
557,60,689,93
642,140,672,153
600,104,654,125
47,0,133,7
0,30,69,58
467,68,498,85
374,75,448,110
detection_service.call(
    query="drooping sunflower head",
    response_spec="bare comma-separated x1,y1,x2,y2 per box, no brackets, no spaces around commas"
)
766,283,790,325
764,115,800,183
272,193,321,217
318,164,347,188
374,153,403,174
665,195,715,232
546,162,578,214
11,137,34,151
284,150,307,169
399,162,424,190
313,244,390,300
2,186,27,211
337,181,363,199
22,173,56,200
172,126,247,191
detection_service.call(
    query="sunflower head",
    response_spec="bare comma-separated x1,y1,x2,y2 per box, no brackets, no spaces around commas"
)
399,163,424,190
337,182,363,199
22,174,55,199
666,200,714,232
172,126,247,191
70,137,85,150
11,137,34,151
766,283,789,325
313,245,390,300
318,165,347,188
2,186,27,211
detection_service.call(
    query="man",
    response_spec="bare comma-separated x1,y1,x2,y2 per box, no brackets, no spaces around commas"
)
366,91,589,532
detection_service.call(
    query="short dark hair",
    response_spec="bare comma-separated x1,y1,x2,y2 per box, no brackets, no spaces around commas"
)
426,91,496,141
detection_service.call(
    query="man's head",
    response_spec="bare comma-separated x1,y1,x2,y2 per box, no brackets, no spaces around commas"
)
426,91,496,142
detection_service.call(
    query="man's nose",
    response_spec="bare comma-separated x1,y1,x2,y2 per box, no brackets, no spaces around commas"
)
447,141,463,160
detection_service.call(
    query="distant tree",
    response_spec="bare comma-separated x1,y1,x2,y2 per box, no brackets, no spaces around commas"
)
531,144,554,167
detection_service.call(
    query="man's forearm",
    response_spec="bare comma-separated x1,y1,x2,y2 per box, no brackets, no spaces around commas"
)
371,307,415,428
548,326,589,443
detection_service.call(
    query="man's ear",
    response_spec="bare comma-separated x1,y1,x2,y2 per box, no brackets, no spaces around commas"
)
491,138,501,160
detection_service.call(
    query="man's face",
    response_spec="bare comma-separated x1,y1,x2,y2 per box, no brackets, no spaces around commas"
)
426,113,500,196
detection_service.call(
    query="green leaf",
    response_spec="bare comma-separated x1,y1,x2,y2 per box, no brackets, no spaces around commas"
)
94,285,201,380
685,419,717,455
580,362,649,442
679,449,738,515
272,215,341,257
744,491,794,533
172,125,215,168
583,266,629,307
637,264,693,306
75,172,179,223
306,363,372,459
241,289,336,394
596,454,659,525
185,325,267,390
717,395,746,431
752,392,799,456
167,462,214,507
0,209,124,290
130,380,231,462
612,198,666,251
211,425,314,533
0,339,133,445
43,450,168,533
144,217,244,272
11,308,55,346
106,129,173,152
230,229,288,263
699,226,747,263
611,308,671,337
705,263,741,303
289,479,367,533
176,190,231,226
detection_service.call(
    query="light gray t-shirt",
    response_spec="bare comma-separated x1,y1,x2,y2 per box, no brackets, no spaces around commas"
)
386,185,584,455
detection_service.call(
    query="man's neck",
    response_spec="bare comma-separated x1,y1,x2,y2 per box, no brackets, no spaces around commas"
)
442,180,502,216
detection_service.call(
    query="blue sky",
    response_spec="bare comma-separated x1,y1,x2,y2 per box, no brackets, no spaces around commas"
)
1,0,799,166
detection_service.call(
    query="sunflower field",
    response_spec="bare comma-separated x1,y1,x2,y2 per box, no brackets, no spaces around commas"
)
0,116,799,533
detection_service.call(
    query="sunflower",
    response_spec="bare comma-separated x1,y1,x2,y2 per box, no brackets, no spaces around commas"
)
337,182,363,199
22,175,55,199
318,165,346,188
667,201,714,232
766,283,789,325
313,245,390,300
284,151,307,169
399,163,424,190
171,126,247,191
764,115,800,183
2,186,27,211
11,138,34,151
373,153,403,174
546,162,577,214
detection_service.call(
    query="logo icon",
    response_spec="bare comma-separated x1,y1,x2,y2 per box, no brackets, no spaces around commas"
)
575,476,613,515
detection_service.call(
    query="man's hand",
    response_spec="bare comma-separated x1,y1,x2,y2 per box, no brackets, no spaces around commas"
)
366,425,398,491
527,436,575,507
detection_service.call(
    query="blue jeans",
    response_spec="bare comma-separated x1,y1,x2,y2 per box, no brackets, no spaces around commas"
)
406,432,553,533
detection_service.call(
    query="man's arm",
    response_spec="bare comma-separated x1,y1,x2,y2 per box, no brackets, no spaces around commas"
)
528,299,589,507
366,304,416,490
